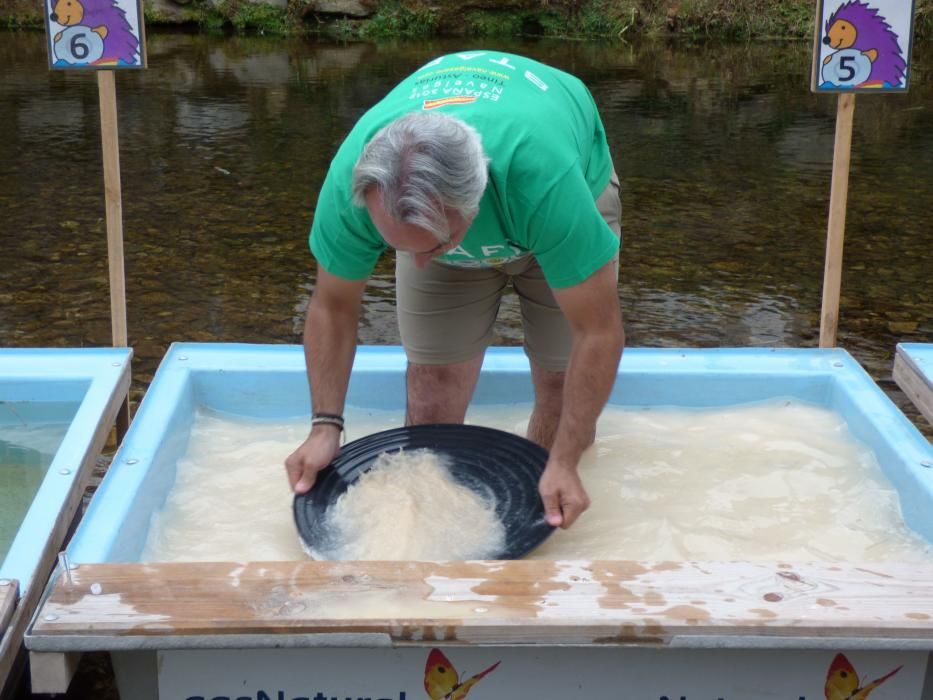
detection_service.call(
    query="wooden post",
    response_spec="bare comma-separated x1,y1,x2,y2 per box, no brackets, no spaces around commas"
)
97,70,131,435
28,652,82,695
819,93,856,348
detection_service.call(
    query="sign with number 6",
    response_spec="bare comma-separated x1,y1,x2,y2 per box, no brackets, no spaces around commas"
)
44,0,146,69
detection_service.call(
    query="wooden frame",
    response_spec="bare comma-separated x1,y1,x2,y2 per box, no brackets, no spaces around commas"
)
28,560,933,651
0,580,18,642
894,347,933,426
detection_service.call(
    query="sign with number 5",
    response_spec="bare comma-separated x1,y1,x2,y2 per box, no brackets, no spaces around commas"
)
44,0,146,69
811,0,914,92
810,0,914,92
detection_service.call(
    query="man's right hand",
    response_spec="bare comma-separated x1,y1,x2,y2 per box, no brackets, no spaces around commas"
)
285,427,341,494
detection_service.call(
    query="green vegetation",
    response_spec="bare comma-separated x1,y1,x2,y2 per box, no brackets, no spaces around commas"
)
918,0,933,36
458,2,642,40
143,4,203,26
640,0,815,39
461,9,528,38
326,0,931,41
213,0,291,35
359,0,439,39
1,0,45,28
559,1,641,39
5,0,933,40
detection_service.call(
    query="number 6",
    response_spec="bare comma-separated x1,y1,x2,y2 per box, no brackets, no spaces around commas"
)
70,32,89,60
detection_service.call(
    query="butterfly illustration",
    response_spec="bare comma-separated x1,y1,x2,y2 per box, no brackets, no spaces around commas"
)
824,652,903,699
423,648,500,699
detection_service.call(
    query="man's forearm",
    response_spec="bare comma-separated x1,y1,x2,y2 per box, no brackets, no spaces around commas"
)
304,296,360,416
549,328,624,467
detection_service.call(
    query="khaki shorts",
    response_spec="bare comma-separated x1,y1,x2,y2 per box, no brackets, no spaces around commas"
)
396,170,621,372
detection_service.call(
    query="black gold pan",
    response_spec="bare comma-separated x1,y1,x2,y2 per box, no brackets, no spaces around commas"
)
293,423,555,561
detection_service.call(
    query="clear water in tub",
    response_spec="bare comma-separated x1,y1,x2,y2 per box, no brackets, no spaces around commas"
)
0,423,69,560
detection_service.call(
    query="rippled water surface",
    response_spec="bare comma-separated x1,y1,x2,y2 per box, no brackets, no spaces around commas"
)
1,31,931,431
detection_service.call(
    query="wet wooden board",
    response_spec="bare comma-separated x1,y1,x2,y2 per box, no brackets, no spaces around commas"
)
27,560,933,649
0,580,18,637
894,345,933,426
0,579,21,691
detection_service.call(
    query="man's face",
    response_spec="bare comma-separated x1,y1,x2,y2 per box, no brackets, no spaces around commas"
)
364,189,472,269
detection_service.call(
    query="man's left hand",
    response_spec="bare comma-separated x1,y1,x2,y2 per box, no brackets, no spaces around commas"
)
538,462,590,529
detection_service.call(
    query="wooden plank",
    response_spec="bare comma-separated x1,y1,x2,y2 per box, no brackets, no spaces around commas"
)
27,560,933,649
819,92,855,348
894,349,933,426
0,578,20,689
0,580,22,692
28,651,81,695
0,580,16,636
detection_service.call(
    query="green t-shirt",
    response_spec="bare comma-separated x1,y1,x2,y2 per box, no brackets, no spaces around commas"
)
309,50,618,289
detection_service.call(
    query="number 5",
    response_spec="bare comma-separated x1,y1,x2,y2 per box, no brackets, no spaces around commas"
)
838,55,856,82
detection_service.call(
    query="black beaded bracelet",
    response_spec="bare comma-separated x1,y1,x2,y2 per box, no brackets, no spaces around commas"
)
311,413,345,431
312,412,344,423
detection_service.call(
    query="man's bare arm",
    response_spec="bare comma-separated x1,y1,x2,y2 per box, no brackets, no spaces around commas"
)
540,260,624,527
305,267,367,415
285,267,367,493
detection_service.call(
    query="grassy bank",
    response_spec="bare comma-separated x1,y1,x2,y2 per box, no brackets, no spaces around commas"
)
6,0,933,41
350,0,817,41
174,0,933,40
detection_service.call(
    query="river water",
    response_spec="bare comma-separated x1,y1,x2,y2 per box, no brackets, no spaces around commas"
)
2,30,932,697
1,32,931,429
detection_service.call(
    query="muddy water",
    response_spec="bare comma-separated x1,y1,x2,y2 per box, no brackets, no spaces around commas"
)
140,403,933,565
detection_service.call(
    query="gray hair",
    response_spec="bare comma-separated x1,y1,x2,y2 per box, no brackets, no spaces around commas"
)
351,111,489,243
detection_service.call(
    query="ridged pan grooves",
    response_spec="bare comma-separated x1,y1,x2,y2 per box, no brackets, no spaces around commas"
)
293,423,554,560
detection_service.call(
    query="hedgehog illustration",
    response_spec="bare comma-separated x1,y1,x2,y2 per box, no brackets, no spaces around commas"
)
49,0,139,66
820,1,906,88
